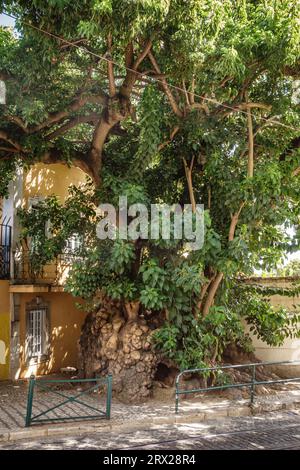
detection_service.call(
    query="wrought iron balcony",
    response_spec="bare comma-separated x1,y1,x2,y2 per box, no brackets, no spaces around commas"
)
0,221,12,280
13,248,80,285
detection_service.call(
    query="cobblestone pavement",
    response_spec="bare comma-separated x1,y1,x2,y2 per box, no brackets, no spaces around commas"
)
1,378,300,434
0,410,299,449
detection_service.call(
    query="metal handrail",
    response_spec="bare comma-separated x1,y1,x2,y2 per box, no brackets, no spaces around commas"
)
175,360,300,413
13,248,82,283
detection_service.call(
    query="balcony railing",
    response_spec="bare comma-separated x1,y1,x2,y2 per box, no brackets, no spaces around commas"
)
0,221,12,280
13,249,80,285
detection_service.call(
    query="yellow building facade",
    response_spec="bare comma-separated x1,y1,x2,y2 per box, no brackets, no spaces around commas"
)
0,280,10,379
0,163,88,380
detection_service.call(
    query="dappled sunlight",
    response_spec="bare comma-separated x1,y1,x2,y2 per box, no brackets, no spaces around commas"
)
0,341,8,365
15,292,86,379
23,163,87,204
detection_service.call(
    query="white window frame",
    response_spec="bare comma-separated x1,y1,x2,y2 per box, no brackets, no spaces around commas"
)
64,233,82,253
26,300,49,363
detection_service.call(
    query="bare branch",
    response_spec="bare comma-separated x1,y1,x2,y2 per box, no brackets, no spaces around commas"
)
158,126,180,151
202,201,245,317
202,272,224,317
0,130,23,151
107,33,116,97
247,106,254,178
182,80,190,106
133,39,152,71
229,202,245,242
183,156,196,213
0,146,19,153
147,51,183,118
237,102,272,111
292,167,300,176
190,102,209,115
45,113,100,140
32,94,107,133
189,76,195,105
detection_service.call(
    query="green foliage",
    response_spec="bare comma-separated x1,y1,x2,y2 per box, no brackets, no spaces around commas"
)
153,305,252,370
267,259,300,277
2,0,300,367
133,85,164,176
229,283,300,346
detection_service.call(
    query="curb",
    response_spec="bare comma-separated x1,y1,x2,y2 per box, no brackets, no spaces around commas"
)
1,399,300,443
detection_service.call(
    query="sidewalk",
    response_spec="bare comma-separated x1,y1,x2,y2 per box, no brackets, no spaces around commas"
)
1,379,300,442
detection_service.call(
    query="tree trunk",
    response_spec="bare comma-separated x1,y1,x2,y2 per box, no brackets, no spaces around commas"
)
78,298,157,402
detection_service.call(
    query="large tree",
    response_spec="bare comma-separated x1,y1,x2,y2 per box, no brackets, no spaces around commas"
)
2,1,300,400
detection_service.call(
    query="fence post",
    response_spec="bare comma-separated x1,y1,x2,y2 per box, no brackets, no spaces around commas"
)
175,376,179,414
250,364,256,405
25,375,35,427
106,374,113,419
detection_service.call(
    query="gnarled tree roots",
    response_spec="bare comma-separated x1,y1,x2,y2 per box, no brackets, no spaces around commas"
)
78,299,157,402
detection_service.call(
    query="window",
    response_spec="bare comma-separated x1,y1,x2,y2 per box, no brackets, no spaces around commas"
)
28,309,44,356
26,299,49,362
64,233,82,253
28,196,52,247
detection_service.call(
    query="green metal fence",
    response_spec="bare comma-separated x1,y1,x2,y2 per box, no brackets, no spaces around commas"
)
175,360,300,413
25,374,113,427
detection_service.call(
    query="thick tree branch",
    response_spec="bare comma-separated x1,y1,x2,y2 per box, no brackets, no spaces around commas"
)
236,102,272,112
247,105,254,177
190,102,210,115
202,202,245,317
39,147,95,181
5,94,107,136
147,51,183,118
189,76,195,105
202,272,224,317
0,130,23,151
0,146,19,153
218,101,272,118
133,39,152,71
32,94,107,133
125,42,134,68
5,114,30,133
45,113,101,140
0,71,13,81
228,202,245,242
183,156,196,213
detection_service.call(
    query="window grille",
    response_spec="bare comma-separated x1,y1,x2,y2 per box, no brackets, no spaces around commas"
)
26,304,49,361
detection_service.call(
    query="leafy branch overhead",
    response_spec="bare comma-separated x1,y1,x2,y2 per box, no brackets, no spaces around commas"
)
2,1,300,372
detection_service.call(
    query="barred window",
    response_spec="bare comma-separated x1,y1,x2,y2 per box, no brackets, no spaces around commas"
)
28,309,44,357
26,300,49,362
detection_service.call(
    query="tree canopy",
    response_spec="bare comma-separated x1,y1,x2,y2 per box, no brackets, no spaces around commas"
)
1,1,300,373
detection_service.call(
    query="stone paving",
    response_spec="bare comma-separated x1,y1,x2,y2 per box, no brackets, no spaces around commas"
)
1,378,300,442
0,409,299,449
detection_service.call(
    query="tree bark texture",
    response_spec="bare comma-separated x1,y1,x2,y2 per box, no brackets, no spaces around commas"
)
78,298,157,402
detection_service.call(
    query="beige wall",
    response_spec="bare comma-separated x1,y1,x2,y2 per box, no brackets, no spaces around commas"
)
23,163,87,205
245,277,300,374
18,292,86,379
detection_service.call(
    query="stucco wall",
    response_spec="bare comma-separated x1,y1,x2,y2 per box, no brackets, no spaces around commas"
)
245,277,300,375
23,163,87,205
17,292,86,379
0,281,10,379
